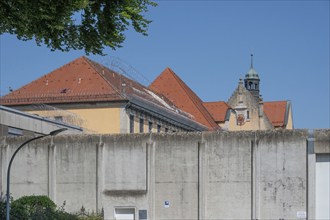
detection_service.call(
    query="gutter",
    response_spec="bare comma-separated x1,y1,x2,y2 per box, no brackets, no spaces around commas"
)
125,95,208,131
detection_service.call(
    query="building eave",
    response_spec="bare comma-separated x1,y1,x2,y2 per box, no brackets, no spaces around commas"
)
126,94,209,131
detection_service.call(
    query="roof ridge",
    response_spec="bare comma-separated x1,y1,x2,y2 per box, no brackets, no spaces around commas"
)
165,68,218,130
83,57,123,98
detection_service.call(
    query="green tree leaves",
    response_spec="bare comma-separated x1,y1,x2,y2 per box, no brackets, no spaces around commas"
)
0,0,156,55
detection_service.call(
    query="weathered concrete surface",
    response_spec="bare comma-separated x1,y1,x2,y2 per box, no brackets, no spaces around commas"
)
153,133,201,220
256,130,308,220
54,135,99,211
203,131,252,219
0,129,329,220
100,134,150,219
314,129,330,153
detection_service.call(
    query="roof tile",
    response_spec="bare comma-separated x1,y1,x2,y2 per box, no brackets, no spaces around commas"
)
0,56,122,104
263,101,288,127
149,68,219,130
0,57,183,117
203,101,231,123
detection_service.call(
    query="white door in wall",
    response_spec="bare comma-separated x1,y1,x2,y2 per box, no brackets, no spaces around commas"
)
315,154,330,220
114,208,135,220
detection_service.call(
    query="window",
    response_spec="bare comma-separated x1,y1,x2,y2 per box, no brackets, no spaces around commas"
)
129,115,134,133
139,118,144,133
247,110,250,119
148,121,153,133
114,207,135,220
165,127,169,133
157,124,161,133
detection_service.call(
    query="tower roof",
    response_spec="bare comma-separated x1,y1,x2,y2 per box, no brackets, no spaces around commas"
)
245,54,259,80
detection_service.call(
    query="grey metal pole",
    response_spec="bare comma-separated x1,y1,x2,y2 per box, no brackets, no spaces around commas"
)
5,128,67,220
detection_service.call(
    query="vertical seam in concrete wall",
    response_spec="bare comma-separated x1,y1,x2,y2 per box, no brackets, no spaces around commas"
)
307,130,315,154
307,129,315,220
147,139,155,220
48,140,56,203
253,131,260,220
96,135,104,213
0,138,5,195
96,138,99,212
251,139,254,220
199,132,207,220
198,141,200,220
47,142,50,197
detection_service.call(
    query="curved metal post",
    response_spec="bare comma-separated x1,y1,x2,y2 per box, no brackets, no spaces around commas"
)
6,128,67,220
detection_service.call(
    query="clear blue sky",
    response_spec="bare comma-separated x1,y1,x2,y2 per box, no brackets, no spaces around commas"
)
0,1,329,129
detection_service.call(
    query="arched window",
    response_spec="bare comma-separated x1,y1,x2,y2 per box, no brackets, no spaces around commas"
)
249,82,253,89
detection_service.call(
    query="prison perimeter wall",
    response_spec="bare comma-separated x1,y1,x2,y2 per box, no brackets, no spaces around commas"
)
0,129,329,220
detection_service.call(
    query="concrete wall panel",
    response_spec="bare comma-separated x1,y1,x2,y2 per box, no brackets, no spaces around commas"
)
153,133,200,220
314,129,330,153
204,132,252,219
257,130,307,220
55,135,99,211
102,135,148,192
11,138,49,198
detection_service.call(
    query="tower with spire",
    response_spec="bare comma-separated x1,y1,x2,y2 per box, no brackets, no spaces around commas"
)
244,54,260,100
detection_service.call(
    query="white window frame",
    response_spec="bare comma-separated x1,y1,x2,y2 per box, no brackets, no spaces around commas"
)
114,207,136,220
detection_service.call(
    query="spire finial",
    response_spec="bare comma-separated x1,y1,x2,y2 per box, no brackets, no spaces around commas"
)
250,53,254,69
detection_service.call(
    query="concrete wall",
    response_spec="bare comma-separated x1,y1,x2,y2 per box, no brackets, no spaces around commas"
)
0,130,329,220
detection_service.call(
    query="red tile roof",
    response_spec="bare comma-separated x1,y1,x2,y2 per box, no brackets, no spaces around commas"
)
0,57,122,104
263,101,289,127
149,68,219,131
203,101,231,123
0,57,180,113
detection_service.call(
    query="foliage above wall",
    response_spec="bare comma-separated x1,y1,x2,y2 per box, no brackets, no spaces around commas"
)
0,195,102,220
